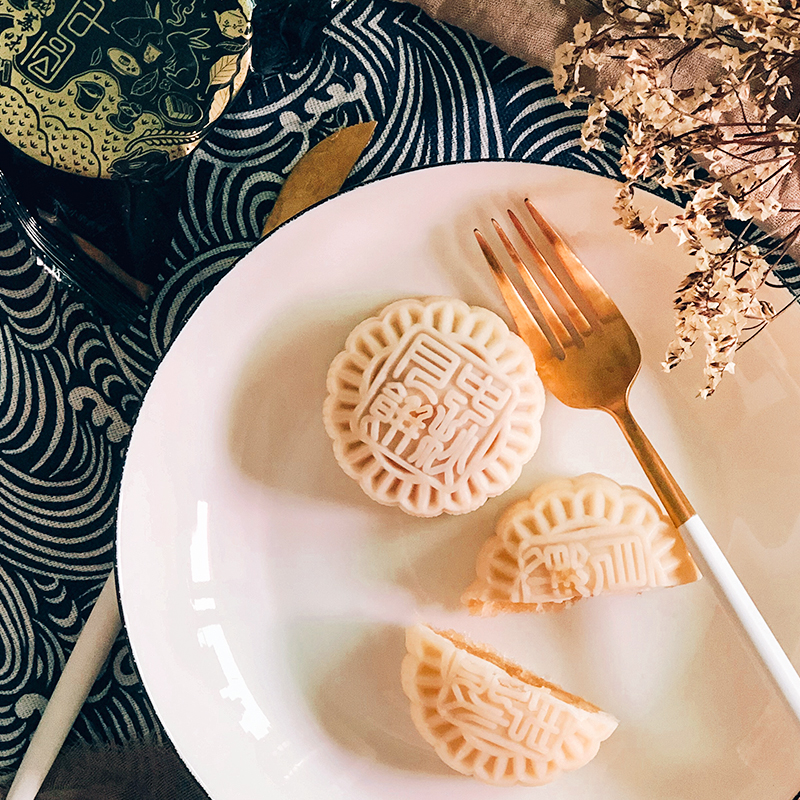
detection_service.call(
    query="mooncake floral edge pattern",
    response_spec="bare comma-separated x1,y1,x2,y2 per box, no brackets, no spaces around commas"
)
323,297,546,517
400,624,618,786
463,473,701,613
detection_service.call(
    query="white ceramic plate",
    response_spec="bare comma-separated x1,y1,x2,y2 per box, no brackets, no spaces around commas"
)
117,162,800,800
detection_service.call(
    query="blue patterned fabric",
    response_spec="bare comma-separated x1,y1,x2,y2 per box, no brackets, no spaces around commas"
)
0,0,796,779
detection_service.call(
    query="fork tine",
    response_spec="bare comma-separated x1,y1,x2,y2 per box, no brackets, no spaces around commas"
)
490,219,576,350
473,229,564,362
507,210,593,337
523,198,618,323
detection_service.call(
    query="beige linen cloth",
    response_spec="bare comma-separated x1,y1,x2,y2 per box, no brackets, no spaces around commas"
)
402,0,594,71
403,0,800,266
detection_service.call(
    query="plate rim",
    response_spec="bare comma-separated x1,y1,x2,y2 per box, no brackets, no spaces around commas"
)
114,159,800,800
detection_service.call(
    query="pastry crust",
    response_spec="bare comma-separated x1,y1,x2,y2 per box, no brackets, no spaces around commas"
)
401,624,618,786
323,298,545,516
463,473,701,615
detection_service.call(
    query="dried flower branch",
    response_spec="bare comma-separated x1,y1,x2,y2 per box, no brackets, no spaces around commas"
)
554,0,800,396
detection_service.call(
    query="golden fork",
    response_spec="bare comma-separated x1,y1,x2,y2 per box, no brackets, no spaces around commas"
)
475,199,800,723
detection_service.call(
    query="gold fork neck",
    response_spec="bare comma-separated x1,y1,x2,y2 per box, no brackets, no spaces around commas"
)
602,399,695,527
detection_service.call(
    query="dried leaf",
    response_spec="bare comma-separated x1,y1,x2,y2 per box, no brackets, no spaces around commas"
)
208,85,231,122
208,54,240,86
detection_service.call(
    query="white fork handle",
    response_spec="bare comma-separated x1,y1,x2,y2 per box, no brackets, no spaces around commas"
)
6,571,122,800
680,514,800,722
610,402,800,723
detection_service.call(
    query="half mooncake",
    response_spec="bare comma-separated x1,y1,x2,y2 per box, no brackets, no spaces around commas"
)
463,473,701,615
401,624,618,786
323,298,545,517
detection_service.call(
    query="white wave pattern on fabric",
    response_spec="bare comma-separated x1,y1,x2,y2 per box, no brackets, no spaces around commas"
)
0,571,71,767
172,0,524,267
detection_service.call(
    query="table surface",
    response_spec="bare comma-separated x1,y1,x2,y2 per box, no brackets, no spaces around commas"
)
0,0,798,790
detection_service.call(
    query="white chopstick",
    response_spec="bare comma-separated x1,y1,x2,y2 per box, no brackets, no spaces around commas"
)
7,571,122,800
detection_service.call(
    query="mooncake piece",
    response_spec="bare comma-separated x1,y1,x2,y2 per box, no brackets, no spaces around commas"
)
401,624,618,786
463,473,700,615
323,297,545,517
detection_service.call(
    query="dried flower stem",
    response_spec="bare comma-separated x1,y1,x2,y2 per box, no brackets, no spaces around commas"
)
554,0,800,396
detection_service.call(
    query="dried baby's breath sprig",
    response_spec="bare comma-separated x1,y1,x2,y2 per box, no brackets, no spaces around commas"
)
554,0,800,396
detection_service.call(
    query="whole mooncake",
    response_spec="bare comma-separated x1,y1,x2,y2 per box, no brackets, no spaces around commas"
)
463,473,700,615
323,298,545,517
401,624,618,786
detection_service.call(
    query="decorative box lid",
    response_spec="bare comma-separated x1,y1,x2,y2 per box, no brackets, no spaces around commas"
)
0,0,252,179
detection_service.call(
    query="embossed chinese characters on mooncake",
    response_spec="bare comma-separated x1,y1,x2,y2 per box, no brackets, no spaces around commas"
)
463,473,701,615
401,624,618,786
323,298,545,517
